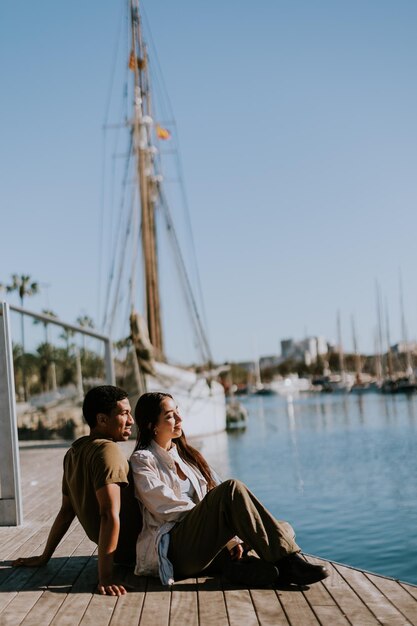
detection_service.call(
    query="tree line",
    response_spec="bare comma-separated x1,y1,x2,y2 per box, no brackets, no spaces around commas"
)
1,274,104,401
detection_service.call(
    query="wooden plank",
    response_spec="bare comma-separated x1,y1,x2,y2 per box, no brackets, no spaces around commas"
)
78,594,117,626
334,562,414,625
0,590,43,626
3,444,417,626
170,578,198,626
249,589,289,626
48,593,91,626
19,552,96,626
365,572,417,625
0,562,38,599
222,586,258,626
0,561,45,595
0,523,88,590
277,587,320,626
0,592,16,620
311,605,353,625
139,577,171,626
20,590,69,626
0,526,49,562
268,553,328,624
108,574,146,626
302,588,351,626
1,526,52,565
48,558,98,626
322,563,382,625
1,555,78,624
401,582,417,601
302,556,358,625
197,576,229,626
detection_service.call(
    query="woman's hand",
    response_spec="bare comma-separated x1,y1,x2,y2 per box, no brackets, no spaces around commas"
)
229,544,244,561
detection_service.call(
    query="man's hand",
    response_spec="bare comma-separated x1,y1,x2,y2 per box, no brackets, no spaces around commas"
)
12,495,75,571
229,544,244,561
97,581,127,596
12,555,49,568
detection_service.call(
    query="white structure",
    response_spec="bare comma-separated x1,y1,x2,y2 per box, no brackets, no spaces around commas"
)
0,302,23,525
281,336,328,364
0,301,116,526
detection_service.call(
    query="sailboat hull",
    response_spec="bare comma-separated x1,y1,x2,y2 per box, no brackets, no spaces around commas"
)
131,361,227,437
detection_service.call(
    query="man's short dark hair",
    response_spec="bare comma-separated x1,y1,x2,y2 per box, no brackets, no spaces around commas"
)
82,385,129,428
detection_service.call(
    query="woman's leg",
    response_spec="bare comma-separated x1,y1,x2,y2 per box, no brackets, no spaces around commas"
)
168,479,300,579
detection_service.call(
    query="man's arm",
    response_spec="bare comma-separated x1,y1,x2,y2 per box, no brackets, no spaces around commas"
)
95,483,127,596
13,495,75,567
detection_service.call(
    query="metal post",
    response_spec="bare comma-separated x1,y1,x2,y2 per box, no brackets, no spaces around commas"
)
0,302,23,525
104,338,116,385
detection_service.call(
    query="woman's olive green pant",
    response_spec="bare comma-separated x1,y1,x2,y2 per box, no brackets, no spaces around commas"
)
168,479,300,579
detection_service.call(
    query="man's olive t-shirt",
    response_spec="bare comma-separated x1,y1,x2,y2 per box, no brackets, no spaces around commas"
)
62,435,129,544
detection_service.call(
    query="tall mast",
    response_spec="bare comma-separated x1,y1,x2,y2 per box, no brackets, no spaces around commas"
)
130,0,164,357
351,315,362,382
399,270,412,376
384,300,394,379
375,280,384,380
337,310,345,380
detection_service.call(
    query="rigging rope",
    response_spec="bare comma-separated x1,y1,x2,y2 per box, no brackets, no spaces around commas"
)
158,186,213,365
102,134,133,332
98,1,127,329
140,5,212,357
101,0,215,369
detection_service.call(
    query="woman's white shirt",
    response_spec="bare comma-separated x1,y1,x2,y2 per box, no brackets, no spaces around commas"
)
179,476,196,502
130,440,208,584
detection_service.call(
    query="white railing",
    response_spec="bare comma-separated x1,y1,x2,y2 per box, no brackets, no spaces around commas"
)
0,301,115,526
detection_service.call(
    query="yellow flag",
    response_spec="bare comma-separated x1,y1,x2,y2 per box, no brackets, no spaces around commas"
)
156,124,171,140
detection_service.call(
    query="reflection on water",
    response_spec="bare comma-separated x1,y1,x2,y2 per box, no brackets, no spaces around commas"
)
205,392,417,585
286,399,305,495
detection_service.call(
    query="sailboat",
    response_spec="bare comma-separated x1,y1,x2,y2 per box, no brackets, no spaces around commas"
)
322,311,353,393
350,315,376,393
102,0,226,436
381,273,417,394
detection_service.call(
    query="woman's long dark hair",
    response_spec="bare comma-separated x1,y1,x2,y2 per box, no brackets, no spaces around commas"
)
133,392,216,490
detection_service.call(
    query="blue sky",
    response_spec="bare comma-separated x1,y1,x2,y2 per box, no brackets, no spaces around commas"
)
1,1,417,364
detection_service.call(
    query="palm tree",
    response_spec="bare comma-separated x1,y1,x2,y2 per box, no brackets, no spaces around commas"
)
76,314,94,328
60,328,75,352
76,314,95,353
59,328,77,390
12,343,24,399
4,274,40,399
36,342,57,392
33,309,57,344
34,310,58,391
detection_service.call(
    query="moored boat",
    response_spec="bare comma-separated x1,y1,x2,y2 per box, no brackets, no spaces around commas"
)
102,1,226,437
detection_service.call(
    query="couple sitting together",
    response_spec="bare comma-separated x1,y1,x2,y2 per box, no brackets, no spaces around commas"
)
13,385,329,595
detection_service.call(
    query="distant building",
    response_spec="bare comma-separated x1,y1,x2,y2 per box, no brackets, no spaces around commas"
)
259,355,282,370
392,341,417,355
280,336,328,365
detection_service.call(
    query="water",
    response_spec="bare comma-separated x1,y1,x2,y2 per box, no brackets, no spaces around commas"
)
204,392,417,585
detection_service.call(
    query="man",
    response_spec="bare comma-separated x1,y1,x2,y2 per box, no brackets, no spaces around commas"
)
13,385,138,596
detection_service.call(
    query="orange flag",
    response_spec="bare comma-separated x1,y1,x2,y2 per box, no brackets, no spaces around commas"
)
128,51,136,70
156,124,171,140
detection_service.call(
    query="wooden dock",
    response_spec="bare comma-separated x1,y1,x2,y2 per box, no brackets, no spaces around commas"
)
1,442,417,626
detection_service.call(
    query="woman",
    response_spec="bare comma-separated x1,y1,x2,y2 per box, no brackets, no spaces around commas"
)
130,392,329,587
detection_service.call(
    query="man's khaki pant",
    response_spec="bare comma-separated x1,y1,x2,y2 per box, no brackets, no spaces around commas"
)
168,479,300,578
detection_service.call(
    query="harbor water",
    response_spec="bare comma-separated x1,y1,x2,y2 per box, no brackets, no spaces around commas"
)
202,391,417,585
